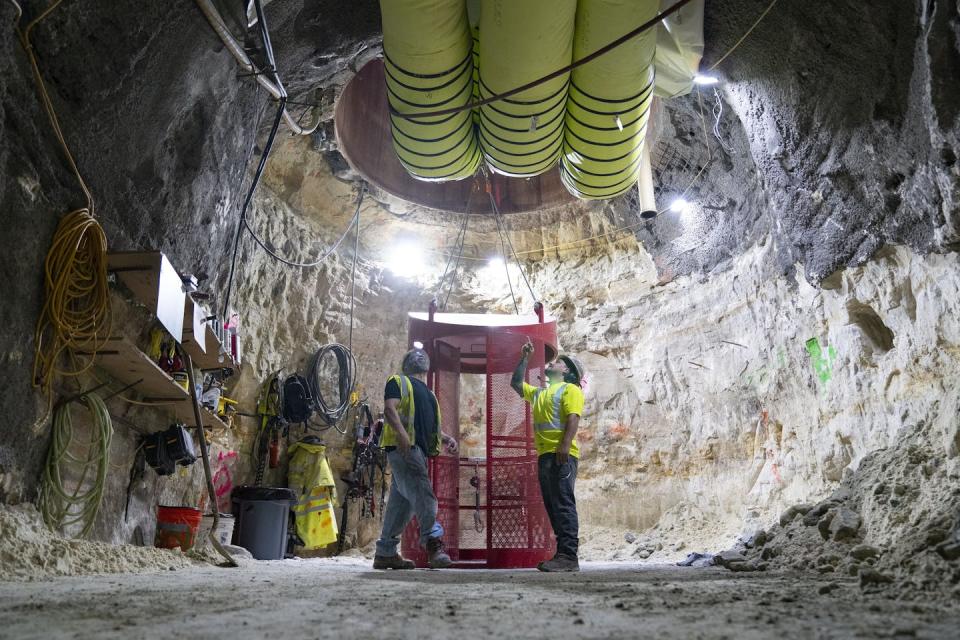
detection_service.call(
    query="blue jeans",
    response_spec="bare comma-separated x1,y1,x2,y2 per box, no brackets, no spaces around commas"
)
538,453,579,559
375,447,444,557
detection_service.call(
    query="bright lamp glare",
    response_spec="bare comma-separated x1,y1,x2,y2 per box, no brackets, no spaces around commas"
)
693,74,719,85
670,198,692,214
387,243,425,278
488,257,505,269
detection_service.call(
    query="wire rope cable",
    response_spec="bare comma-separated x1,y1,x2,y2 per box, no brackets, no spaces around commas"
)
493,212,519,314
442,214,469,311
39,393,113,537
487,188,539,304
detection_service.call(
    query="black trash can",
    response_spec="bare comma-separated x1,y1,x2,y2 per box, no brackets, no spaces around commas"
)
231,486,296,560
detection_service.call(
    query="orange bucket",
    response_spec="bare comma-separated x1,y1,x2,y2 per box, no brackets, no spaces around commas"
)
155,506,203,551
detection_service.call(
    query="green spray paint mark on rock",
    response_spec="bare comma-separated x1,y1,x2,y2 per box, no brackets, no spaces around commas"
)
805,338,836,384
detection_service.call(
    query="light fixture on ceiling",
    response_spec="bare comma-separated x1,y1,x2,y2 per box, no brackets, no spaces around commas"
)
693,74,719,86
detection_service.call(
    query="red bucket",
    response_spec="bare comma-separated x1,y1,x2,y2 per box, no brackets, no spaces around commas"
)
155,506,203,551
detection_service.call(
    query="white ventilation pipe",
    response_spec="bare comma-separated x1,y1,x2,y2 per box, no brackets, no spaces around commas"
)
194,0,319,135
637,142,657,218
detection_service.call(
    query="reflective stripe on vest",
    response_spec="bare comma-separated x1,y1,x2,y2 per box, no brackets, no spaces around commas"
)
533,383,569,432
398,375,415,432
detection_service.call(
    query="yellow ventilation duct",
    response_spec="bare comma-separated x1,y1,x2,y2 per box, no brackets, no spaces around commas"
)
380,0,481,181
560,0,658,199
477,0,577,177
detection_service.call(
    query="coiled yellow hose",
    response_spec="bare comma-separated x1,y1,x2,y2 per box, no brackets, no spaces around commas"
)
32,210,111,394
17,3,112,395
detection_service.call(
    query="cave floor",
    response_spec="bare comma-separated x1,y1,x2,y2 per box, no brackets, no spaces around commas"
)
0,559,955,639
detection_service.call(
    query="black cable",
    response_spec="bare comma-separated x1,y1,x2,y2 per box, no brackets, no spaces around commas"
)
252,0,286,98
348,188,361,353
221,97,285,320
221,0,286,319
308,343,357,431
243,184,366,268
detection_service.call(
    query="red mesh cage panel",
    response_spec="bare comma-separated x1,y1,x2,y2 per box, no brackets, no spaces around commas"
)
400,312,557,568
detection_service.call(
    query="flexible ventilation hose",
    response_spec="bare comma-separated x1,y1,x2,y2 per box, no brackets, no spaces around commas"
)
380,0,481,181
477,0,576,177
40,393,113,537
560,0,659,199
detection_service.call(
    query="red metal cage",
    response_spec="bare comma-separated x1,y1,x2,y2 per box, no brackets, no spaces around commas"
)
400,311,558,568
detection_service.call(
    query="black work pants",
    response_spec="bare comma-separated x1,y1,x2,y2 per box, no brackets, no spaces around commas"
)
538,453,579,559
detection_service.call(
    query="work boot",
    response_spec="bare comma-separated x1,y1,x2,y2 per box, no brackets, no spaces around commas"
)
538,555,580,572
425,537,452,569
373,554,415,570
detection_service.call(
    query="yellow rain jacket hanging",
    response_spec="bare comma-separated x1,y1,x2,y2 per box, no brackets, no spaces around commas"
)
288,441,338,549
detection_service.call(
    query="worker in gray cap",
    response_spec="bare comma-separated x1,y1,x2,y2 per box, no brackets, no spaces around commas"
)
374,346,458,569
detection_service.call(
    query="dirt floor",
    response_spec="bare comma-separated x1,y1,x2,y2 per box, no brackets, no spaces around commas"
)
0,559,957,639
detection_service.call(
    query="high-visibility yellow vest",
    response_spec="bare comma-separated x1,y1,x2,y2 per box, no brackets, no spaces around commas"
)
524,381,583,458
288,441,338,549
379,375,443,457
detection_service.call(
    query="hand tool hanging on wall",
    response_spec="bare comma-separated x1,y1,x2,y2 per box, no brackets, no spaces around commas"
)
337,403,386,553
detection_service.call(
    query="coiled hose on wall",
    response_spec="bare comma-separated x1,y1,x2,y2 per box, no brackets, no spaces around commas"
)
40,393,113,537
477,0,576,177
308,343,358,429
560,0,659,199
381,0,481,181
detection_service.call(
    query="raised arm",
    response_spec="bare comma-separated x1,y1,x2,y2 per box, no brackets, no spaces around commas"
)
511,340,535,397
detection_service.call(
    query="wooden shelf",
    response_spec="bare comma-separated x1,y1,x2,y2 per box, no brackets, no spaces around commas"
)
107,251,186,342
181,297,237,370
91,337,229,430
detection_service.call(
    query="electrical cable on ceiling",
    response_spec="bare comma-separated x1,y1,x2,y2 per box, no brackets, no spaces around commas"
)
39,393,113,537
243,183,366,269
706,0,781,72
308,343,357,432
15,2,112,397
391,0,695,121
712,88,731,153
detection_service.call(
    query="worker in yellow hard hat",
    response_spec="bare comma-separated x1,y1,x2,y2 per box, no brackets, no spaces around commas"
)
511,340,585,572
